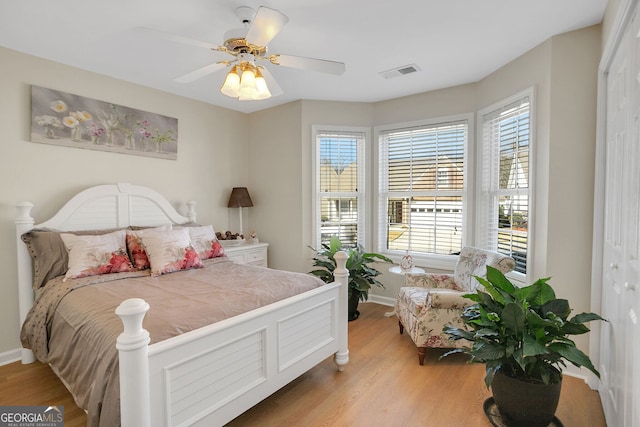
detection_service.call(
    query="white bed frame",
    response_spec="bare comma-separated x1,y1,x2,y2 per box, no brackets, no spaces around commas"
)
15,183,349,427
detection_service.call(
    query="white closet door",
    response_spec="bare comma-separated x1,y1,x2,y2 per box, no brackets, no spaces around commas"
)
624,12,640,427
601,31,627,425
600,9,640,427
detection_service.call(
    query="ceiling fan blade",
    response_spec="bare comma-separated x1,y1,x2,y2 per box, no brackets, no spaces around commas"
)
174,62,228,83
271,54,346,76
258,67,283,97
245,6,289,47
135,27,220,51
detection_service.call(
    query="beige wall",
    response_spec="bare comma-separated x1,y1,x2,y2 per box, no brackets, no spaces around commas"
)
0,23,602,358
246,101,303,272
546,27,600,352
0,46,249,355
603,0,622,49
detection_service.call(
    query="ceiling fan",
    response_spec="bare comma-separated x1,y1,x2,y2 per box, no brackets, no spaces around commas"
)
144,6,346,101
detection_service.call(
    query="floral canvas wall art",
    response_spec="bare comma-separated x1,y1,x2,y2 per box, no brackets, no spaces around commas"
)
30,85,178,160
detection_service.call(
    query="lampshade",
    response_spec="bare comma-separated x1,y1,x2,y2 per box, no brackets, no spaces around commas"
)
254,67,271,100
238,67,258,100
227,187,254,208
220,66,240,97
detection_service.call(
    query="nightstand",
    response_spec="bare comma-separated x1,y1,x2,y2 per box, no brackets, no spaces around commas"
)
223,242,269,267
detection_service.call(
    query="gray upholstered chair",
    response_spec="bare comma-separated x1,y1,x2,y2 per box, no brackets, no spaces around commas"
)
395,247,515,365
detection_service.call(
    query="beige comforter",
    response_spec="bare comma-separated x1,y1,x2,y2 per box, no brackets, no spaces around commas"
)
21,258,325,426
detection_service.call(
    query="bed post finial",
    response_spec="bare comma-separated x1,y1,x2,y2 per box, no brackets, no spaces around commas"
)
332,250,349,371
16,202,34,223
116,298,151,427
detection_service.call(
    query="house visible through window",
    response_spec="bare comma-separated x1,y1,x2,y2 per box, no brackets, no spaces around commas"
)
478,93,531,275
313,127,366,248
436,168,449,187
378,118,468,257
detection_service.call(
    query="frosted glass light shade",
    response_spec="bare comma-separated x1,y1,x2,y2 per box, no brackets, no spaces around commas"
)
255,72,271,100
220,67,240,97
238,68,258,100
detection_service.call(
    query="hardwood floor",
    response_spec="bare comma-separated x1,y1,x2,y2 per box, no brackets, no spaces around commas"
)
0,303,606,427
0,357,87,426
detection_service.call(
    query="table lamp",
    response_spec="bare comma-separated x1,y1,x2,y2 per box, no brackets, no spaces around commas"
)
227,187,253,236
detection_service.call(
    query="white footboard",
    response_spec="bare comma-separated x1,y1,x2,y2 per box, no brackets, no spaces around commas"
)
117,251,349,427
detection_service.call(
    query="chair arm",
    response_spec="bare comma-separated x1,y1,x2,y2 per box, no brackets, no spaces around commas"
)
427,290,473,310
405,273,458,290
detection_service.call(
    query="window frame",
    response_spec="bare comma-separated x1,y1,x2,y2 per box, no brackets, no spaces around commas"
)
374,114,474,270
311,125,369,250
476,88,535,283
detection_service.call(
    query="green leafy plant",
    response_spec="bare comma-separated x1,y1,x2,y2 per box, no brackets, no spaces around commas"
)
442,266,606,387
309,236,392,301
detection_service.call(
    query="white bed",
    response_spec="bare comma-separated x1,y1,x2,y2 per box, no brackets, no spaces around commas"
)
15,183,349,426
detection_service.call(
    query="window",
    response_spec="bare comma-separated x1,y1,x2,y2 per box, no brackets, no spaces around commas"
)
478,92,532,275
378,118,468,259
313,127,367,248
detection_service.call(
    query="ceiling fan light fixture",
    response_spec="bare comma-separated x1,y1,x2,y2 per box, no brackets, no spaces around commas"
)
221,62,271,101
220,65,240,97
170,5,344,102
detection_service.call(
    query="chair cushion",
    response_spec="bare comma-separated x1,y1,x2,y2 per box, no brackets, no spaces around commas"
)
398,287,462,316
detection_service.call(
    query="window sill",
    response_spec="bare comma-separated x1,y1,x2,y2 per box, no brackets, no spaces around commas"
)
383,252,458,273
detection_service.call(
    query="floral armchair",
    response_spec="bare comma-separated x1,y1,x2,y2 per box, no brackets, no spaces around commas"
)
395,247,516,365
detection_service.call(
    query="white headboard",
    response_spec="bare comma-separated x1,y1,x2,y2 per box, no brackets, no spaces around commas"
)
15,183,197,363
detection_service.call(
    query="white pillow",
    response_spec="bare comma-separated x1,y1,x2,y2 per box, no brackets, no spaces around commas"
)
61,229,134,280
126,224,172,270
140,227,203,276
187,225,226,259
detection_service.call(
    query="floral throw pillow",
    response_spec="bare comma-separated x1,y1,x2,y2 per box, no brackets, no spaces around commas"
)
60,229,135,281
187,225,225,260
140,227,203,276
126,224,172,270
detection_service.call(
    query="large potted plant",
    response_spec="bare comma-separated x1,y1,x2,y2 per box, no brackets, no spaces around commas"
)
442,266,605,427
309,236,392,321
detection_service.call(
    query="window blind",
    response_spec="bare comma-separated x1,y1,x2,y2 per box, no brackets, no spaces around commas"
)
379,120,467,255
316,130,365,248
479,97,530,274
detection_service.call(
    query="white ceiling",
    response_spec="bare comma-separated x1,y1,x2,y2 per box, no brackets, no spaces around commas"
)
0,1,607,114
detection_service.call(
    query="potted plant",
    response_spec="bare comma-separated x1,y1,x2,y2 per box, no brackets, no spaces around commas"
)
442,266,605,427
309,236,392,321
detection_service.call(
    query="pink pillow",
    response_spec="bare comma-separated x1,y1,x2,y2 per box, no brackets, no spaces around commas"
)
187,225,225,259
126,225,172,270
139,228,203,276
60,229,135,280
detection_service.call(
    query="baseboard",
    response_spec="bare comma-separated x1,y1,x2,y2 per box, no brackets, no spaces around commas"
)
562,365,600,390
367,294,395,307
0,348,21,366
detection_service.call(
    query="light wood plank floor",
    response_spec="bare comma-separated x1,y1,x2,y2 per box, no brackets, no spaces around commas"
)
0,303,606,427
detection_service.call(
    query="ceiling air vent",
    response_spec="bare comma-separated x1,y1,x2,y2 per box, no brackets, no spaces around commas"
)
379,64,421,79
